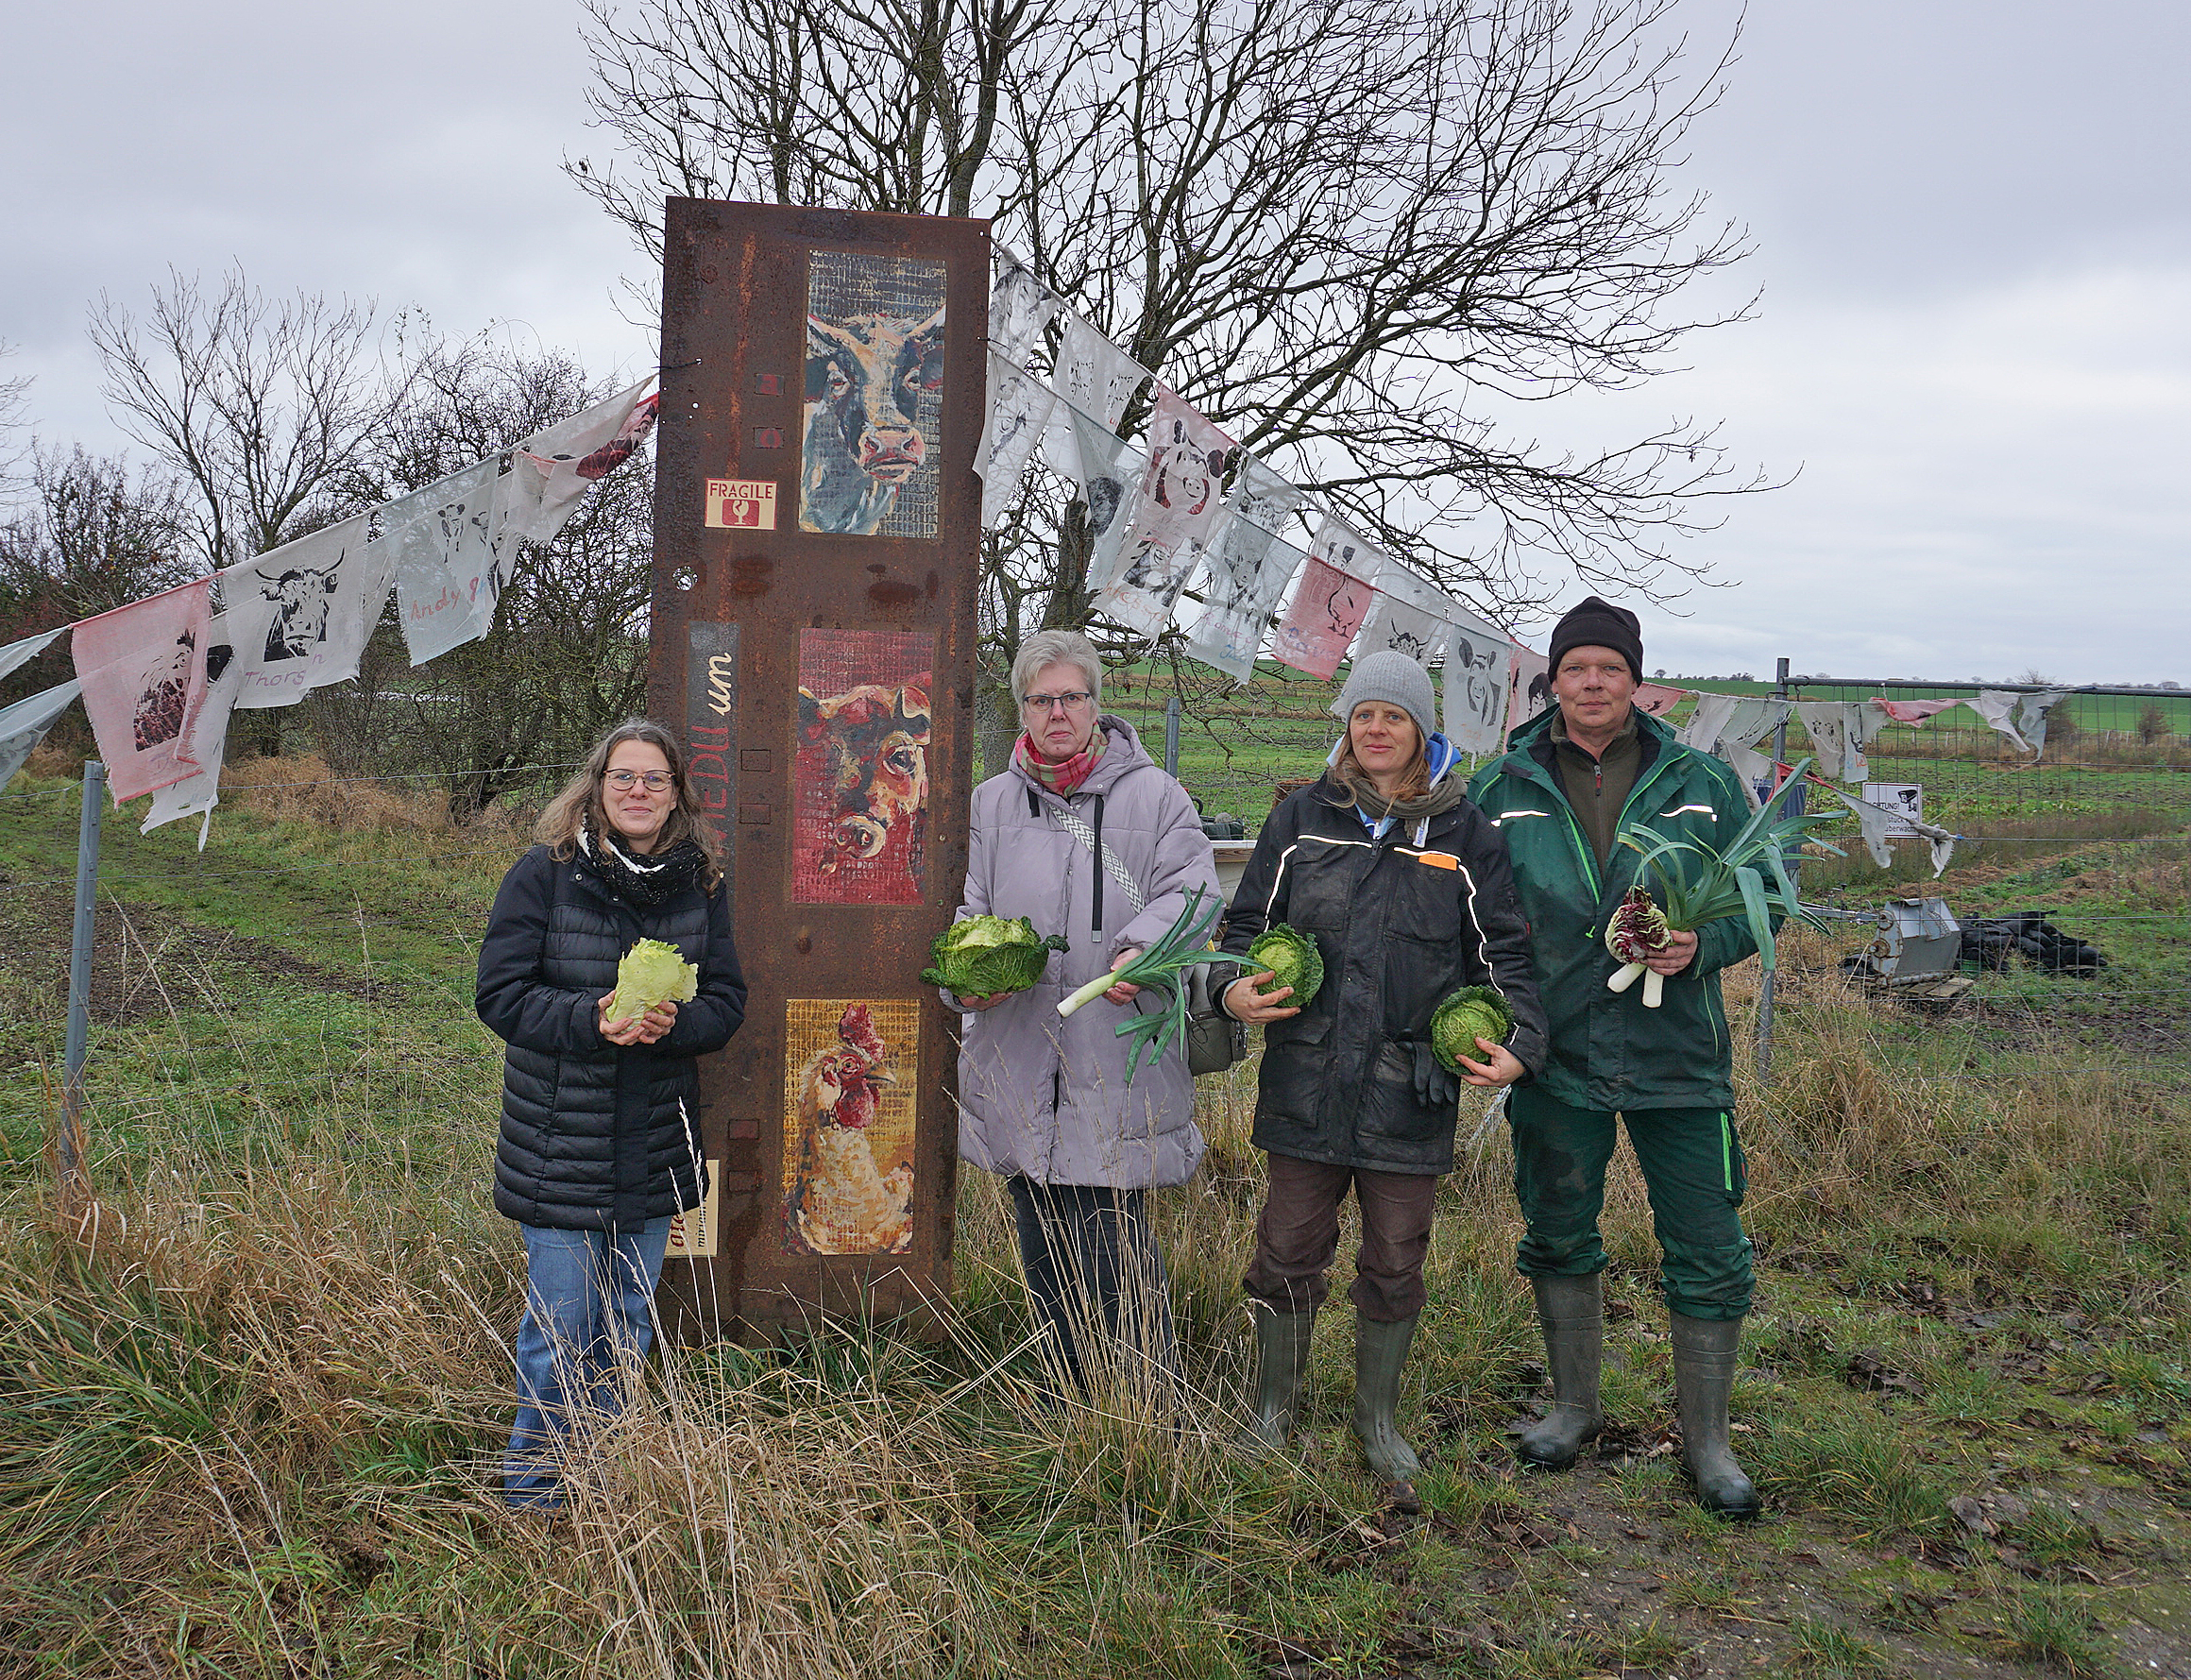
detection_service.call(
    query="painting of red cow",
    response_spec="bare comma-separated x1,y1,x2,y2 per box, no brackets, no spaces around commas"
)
792,629,935,905
800,251,947,538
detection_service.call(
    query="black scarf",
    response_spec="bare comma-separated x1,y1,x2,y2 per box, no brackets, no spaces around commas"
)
580,822,706,909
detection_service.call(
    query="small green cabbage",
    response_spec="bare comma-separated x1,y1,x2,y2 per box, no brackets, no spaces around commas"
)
922,915,1068,998
1248,924,1325,1008
1431,986,1514,1073
607,938,700,1024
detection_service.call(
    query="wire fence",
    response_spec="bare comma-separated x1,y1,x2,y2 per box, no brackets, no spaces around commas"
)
1108,662,2191,1093
1,667,2184,1200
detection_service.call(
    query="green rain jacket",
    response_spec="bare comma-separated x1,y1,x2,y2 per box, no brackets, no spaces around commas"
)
1466,705,1764,1112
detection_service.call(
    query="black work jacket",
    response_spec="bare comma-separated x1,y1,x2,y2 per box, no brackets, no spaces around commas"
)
1220,778,1547,1175
477,843,747,1232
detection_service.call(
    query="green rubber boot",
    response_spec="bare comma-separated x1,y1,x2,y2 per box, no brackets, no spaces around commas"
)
1671,1313,1761,1519
1350,1314,1422,1482
1516,1273,1605,1469
1234,1308,1316,1454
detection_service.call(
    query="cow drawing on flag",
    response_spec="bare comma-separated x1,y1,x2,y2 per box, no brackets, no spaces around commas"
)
260,563,340,662
1095,391,1238,638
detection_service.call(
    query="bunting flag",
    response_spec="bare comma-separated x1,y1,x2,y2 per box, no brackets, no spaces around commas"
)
1091,389,1238,640
1874,696,1962,725
72,578,214,803
2017,688,2070,756
1442,610,1517,755
0,627,64,684
1721,740,1773,811
0,679,82,792
1634,682,1688,719
1045,316,1151,487
1180,456,1307,682
1840,789,1899,870
1061,399,1138,576
1504,646,1553,738
1970,689,2031,753
1355,566,1452,668
977,355,1058,531
387,457,511,666
138,568,284,840
1679,693,1790,755
508,380,660,551
227,513,395,710
1795,701,1872,782
1272,513,1382,680
986,259,1057,365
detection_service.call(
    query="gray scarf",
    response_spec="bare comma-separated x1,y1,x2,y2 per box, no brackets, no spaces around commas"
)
1324,766,1473,825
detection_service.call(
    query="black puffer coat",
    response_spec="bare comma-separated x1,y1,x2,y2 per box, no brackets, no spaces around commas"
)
477,843,747,1231
1220,777,1546,1175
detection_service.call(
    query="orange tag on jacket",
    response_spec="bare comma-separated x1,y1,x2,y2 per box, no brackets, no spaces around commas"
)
1412,851,1461,871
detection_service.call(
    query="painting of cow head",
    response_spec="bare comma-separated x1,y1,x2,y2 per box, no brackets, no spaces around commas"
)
802,309,946,536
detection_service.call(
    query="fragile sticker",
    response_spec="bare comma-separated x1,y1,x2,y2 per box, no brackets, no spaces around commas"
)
705,478,778,530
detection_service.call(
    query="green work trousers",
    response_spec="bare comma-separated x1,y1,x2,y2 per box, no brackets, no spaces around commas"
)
1507,1085,1753,1322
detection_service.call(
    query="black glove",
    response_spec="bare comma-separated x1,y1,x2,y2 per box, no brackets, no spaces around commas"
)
1408,1039,1461,1110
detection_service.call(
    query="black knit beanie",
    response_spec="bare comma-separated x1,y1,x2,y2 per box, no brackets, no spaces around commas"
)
1546,596,1643,679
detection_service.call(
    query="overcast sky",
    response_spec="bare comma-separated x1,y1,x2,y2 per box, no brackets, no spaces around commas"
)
4,0,2185,683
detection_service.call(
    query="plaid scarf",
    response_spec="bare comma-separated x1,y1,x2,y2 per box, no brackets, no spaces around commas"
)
1013,725,1108,798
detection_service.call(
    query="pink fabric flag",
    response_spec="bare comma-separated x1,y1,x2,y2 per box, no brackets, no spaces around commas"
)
1505,646,1553,738
1634,682,1688,719
72,578,215,802
1873,697,1961,725
1271,512,1382,680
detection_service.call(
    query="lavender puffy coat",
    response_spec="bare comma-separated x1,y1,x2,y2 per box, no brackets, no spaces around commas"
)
948,717,1221,1189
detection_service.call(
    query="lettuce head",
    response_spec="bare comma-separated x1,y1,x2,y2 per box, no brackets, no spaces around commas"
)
1431,986,1513,1073
606,938,700,1025
922,915,1068,998
1248,924,1325,1008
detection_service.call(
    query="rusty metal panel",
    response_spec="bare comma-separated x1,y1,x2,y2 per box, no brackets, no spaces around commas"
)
647,200,987,1341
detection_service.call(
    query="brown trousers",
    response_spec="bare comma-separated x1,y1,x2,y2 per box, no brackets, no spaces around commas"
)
1243,1153,1439,1323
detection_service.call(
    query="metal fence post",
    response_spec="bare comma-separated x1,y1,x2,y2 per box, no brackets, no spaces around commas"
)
1755,662,1792,1086
56,760,103,1220
1164,695,1181,778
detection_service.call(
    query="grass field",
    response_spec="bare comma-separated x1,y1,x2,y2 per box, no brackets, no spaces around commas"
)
1,753,2187,1678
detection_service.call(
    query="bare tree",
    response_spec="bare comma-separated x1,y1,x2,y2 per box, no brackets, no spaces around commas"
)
310,342,655,815
0,340,31,498
87,266,424,570
572,0,1761,678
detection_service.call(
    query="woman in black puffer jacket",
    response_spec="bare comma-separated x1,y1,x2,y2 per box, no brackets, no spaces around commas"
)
476,719,746,1510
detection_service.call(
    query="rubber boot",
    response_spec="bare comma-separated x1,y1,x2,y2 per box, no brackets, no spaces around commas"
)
1516,1273,1605,1469
1350,1314,1422,1482
1234,1308,1316,1454
1671,1312,1761,1519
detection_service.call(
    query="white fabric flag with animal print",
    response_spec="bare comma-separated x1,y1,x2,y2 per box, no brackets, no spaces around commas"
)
2017,688,2070,756
72,578,213,803
1092,389,1238,640
1061,399,1139,579
1044,315,1150,487
1180,455,1308,682
986,259,1058,365
1970,689,2031,753
139,567,283,840
1505,646,1554,738
1794,701,1870,781
507,381,659,550
1355,566,1453,669
228,514,393,710
0,679,81,793
386,458,516,666
1441,607,1518,755
976,353,1058,531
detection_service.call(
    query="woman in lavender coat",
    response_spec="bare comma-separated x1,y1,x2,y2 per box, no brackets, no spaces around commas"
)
944,630,1220,1397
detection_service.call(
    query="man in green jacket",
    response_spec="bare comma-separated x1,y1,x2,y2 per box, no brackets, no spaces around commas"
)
1467,598,1763,1518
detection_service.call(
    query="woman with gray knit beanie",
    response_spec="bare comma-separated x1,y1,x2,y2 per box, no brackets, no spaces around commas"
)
1217,651,1546,1492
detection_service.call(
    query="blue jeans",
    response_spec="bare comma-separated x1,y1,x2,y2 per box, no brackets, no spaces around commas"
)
504,1216,674,1508
1007,1178,1179,1398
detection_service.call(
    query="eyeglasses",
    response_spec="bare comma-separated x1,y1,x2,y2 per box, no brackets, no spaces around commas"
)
604,770,674,792
1022,691,1094,714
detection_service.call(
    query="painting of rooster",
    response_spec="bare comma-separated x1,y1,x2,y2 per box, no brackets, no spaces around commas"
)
783,1001,915,1256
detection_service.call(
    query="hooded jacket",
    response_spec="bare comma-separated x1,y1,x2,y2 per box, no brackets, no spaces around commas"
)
950,716,1221,1189
1219,748,1546,1175
478,842,747,1231
1466,704,1762,1112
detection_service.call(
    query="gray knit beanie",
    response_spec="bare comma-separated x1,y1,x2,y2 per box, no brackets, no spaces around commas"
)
1331,650,1438,743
